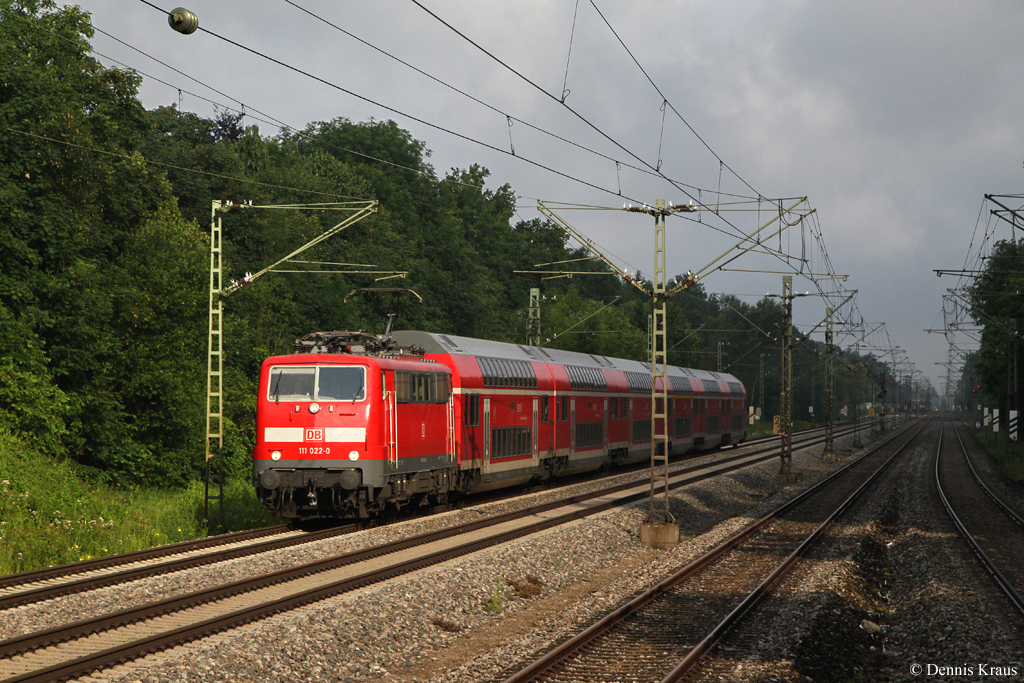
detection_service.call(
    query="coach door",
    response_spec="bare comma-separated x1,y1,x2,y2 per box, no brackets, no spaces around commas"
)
532,398,539,461
622,401,630,444
447,392,456,463
603,398,609,453
570,398,576,455
483,398,491,462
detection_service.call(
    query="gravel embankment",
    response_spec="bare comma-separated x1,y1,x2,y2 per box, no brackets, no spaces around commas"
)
1,442,756,641
679,419,1024,683
70,426,883,683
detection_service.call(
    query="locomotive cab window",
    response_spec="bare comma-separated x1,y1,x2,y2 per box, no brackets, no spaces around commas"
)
268,366,366,402
317,366,365,401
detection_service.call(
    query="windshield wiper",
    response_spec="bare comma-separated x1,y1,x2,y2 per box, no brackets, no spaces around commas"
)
272,372,284,404
352,379,364,404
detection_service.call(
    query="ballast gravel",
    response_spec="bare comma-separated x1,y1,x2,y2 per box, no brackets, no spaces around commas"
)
0,442,758,641
64,427,877,683
659,420,1024,683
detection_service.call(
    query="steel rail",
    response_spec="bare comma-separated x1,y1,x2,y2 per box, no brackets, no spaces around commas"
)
660,419,926,682
0,419,876,682
501,418,926,683
0,525,289,592
0,523,357,611
951,422,1024,531
936,422,1024,617
0,431,821,658
0,419,867,611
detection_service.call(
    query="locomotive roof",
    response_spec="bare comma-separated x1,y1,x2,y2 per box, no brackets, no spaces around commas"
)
390,330,744,391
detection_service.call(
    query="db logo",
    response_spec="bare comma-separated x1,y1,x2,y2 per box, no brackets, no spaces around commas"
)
304,428,324,442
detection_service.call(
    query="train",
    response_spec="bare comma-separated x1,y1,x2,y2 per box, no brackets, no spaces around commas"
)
253,329,748,519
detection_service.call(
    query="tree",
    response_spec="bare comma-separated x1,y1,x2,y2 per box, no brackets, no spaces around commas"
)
966,239,1024,419
0,1,206,482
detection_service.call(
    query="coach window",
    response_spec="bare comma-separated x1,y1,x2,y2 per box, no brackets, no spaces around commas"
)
542,395,550,422
464,394,480,427
490,358,500,388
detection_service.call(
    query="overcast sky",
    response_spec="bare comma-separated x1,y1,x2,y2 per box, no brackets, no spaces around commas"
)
75,0,1024,392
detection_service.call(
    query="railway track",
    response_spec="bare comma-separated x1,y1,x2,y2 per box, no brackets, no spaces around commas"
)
0,418,873,612
0,418,883,683
499,417,926,683
936,421,1024,616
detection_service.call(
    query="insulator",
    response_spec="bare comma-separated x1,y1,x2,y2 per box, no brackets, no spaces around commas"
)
168,8,199,34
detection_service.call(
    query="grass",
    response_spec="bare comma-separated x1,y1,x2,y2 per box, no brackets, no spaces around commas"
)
960,411,1024,482
0,429,277,575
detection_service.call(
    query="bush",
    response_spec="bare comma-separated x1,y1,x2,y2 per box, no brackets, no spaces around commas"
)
0,430,275,574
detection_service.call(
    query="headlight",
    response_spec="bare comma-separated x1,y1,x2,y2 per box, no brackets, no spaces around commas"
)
309,402,321,414
271,450,282,461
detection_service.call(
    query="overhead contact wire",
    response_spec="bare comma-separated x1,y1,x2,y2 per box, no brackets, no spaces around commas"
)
136,0,646,205
405,0,790,246
587,0,763,199
0,7,492,195
283,1,754,201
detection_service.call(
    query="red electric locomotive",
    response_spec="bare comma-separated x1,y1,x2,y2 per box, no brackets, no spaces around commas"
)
254,329,748,518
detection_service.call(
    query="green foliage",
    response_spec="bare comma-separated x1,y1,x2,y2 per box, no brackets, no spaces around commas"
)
484,578,507,612
542,287,647,359
0,1,913,502
0,429,276,573
963,239,1024,416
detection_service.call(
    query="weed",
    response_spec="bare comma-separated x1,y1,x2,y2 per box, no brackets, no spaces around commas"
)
506,576,544,599
484,578,505,612
0,430,277,574
431,616,463,633
553,553,564,571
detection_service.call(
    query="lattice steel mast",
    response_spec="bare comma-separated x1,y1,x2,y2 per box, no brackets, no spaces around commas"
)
205,200,379,531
